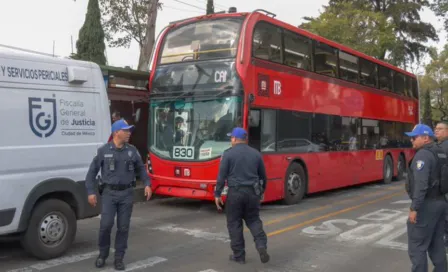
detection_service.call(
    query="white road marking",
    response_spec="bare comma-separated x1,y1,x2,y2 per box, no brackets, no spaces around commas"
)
99,256,167,272
152,224,230,243
198,270,219,272
391,200,411,204
6,250,114,272
6,253,96,272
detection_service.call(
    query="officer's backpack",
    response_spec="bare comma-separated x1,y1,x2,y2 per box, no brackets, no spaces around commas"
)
425,146,448,195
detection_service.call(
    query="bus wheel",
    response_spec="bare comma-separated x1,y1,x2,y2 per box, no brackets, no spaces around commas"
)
395,155,406,181
283,163,307,205
21,199,77,260
383,155,393,184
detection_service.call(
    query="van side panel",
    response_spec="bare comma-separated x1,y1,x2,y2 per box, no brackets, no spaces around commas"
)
0,55,110,235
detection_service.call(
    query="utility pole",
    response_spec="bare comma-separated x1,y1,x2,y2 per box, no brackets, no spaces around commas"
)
206,0,214,15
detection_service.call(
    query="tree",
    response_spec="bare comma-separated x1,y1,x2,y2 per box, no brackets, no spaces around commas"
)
419,45,448,121
300,3,396,60
206,0,214,15
99,0,162,71
431,0,448,32
73,0,107,65
422,90,433,126
302,0,438,68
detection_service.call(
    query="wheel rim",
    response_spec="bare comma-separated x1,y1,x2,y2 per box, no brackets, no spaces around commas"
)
39,212,67,247
287,172,302,196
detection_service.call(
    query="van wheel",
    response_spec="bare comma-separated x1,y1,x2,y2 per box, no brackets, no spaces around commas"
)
395,155,406,181
383,155,393,184
21,199,77,260
282,163,307,205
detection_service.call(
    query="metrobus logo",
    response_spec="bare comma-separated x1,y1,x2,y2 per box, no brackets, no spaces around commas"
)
273,80,282,95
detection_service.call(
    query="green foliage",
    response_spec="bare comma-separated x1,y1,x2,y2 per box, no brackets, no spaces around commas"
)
301,2,396,60
431,0,448,33
422,90,433,126
419,44,448,121
99,0,162,49
75,0,107,65
302,0,438,68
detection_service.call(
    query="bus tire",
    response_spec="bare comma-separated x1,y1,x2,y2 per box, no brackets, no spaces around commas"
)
383,155,393,184
283,163,307,205
395,154,406,181
20,199,77,260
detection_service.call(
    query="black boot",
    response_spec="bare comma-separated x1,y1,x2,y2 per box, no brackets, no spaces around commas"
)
258,248,270,263
114,259,125,271
95,256,106,268
229,254,245,264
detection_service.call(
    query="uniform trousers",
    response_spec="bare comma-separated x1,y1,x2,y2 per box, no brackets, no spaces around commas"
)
225,186,267,259
407,198,447,272
98,187,134,260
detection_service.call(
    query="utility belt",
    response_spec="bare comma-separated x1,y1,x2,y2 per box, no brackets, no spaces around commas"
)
99,181,136,194
229,182,263,197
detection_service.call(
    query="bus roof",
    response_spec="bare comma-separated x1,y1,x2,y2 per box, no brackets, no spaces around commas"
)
166,10,416,79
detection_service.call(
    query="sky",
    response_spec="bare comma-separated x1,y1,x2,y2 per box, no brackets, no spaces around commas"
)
0,0,446,72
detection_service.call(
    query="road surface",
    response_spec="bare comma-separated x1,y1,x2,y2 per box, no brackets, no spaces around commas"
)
0,180,434,272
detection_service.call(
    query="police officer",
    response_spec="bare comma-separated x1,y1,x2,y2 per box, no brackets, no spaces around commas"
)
214,127,270,264
405,124,447,272
85,119,152,270
435,121,448,246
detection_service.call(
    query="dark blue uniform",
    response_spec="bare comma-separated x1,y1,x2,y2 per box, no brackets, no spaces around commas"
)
85,142,150,264
438,139,448,245
407,142,447,272
215,142,269,264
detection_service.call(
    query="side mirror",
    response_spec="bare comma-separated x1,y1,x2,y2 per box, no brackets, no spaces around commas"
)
134,108,141,123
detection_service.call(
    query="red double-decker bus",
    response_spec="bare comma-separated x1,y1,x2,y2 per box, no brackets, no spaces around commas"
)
146,9,419,205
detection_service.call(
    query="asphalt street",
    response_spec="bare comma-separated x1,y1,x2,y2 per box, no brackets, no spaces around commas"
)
0,180,439,272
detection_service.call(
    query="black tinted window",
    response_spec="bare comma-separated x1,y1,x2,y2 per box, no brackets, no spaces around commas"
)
378,66,392,91
253,22,282,63
359,58,377,88
339,51,359,83
314,41,338,78
283,30,311,70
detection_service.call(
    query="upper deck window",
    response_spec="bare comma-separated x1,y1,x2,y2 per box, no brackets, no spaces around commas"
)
252,22,283,64
314,41,338,78
159,18,243,64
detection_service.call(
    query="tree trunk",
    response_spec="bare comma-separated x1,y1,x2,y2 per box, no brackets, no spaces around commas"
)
207,0,214,15
138,0,158,71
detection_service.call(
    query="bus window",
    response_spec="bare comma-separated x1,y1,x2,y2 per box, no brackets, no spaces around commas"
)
249,109,261,150
339,51,359,83
260,109,277,152
405,76,413,98
277,110,312,153
283,30,311,70
393,72,405,96
159,18,243,64
359,58,377,88
411,77,419,98
314,41,338,78
378,66,392,92
252,22,283,64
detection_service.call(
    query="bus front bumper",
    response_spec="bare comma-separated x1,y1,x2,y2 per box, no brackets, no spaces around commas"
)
149,174,228,201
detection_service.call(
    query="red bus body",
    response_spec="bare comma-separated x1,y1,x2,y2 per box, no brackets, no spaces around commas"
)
146,10,419,204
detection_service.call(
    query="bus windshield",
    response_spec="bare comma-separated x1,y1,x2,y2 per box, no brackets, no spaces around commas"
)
149,96,243,161
159,17,243,64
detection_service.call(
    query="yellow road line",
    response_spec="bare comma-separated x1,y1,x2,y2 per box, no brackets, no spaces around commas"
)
267,191,404,237
263,186,402,227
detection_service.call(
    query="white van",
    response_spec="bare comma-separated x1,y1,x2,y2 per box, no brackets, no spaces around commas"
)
0,50,111,259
